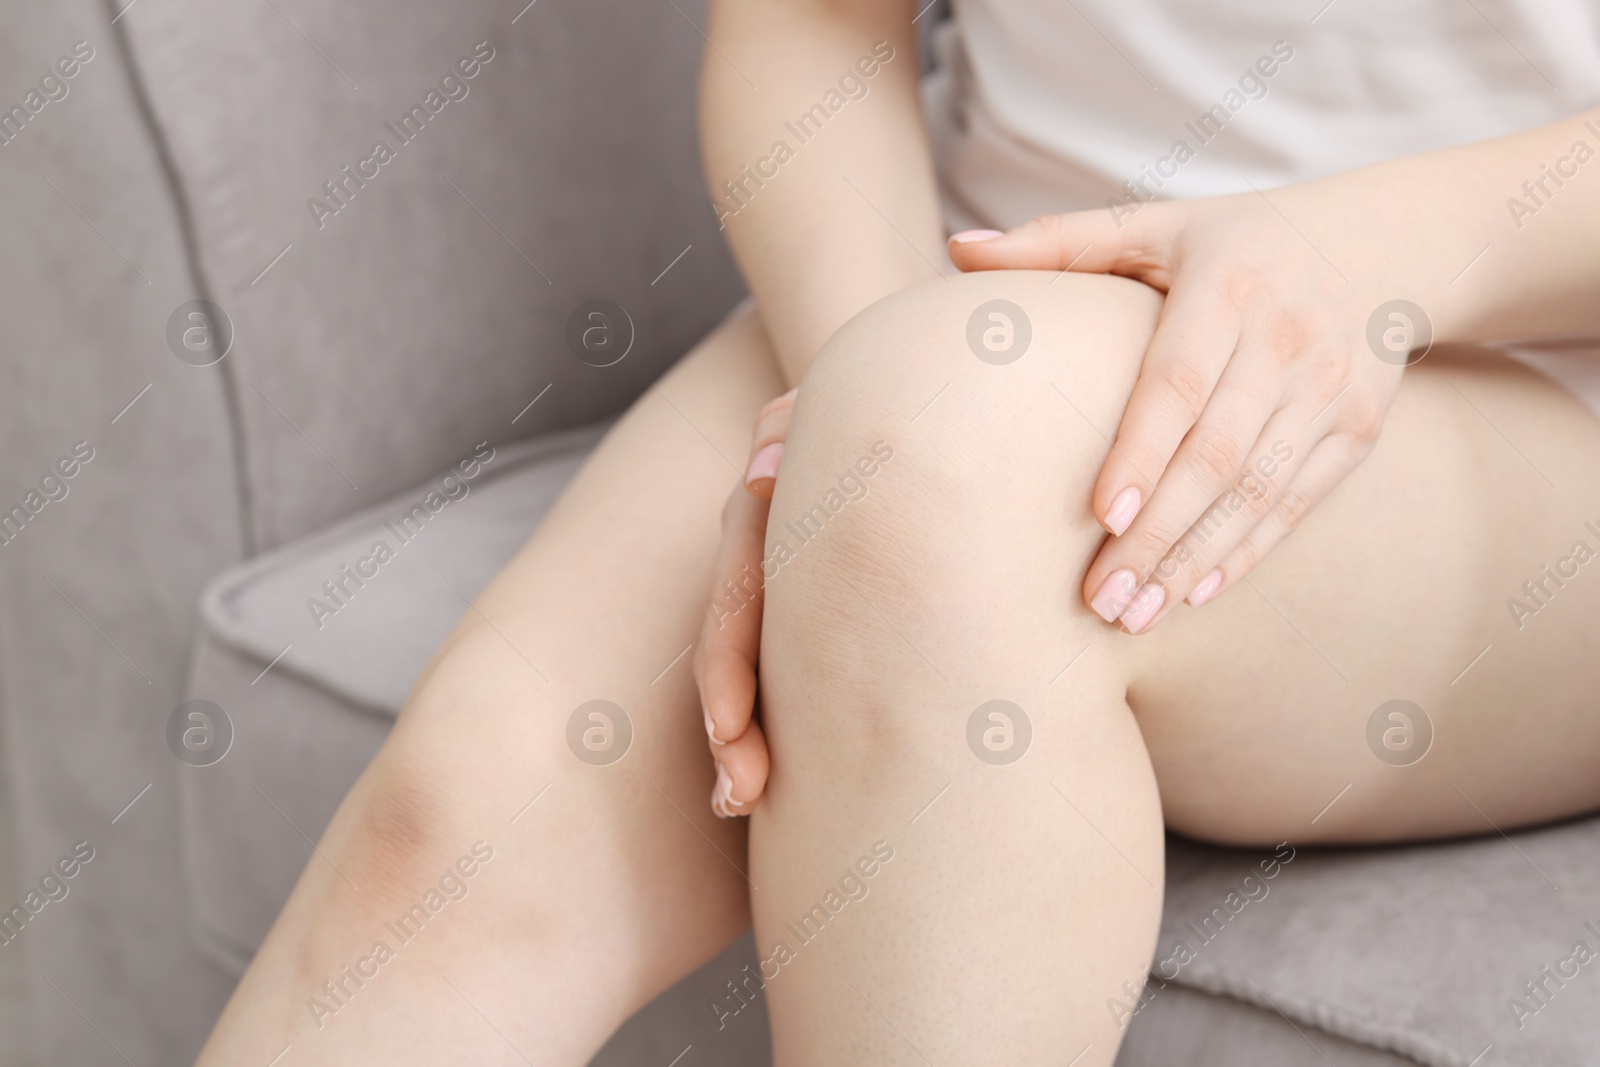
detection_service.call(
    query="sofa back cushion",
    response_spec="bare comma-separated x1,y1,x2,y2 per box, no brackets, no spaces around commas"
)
123,0,742,548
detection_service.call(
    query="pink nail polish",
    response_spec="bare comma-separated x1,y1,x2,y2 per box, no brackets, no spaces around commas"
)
1104,486,1142,537
950,228,1004,244
1187,569,1223,607
745,442,783,485
1119,583,1166,634
1091,570,1138,622
704,706,724,746
711,764,742,818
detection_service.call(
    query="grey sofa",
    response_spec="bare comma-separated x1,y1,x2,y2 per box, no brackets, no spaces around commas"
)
2,1,1597,1065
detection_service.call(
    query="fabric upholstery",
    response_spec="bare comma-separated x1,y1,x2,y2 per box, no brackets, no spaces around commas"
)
1115,983,1422,1067
1145,830,1600,1066
0,1,244,1063
120,0,744,550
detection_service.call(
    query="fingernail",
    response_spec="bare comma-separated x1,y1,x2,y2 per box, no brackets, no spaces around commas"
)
711,763,743,819
1187,569,1223,607
950,228,1004,244
1104,486,1142,537
1090,569,1138,622
704,706,724,746
745,442,783,486
1119,583,1166,634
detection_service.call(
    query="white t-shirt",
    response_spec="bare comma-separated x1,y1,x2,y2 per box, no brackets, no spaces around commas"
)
925,0,1600,229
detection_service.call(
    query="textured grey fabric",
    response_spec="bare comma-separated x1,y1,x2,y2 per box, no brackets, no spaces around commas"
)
1115,983,1423,1067
0,1,243,1063
198,425,606,719
0,722,32,1065
120,0,744,551
1148,831,1600,1066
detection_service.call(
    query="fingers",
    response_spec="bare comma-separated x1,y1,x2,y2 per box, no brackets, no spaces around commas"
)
1202,435,1369,603
744,388,796,499
1106,390,1279,606
1086,410,1359,635
948,206,1176,282
695,482,768,765
1084,407,1296,632
1114,408,1307,630
711,718,769,819
694,389,796,818
1090,285,1242,536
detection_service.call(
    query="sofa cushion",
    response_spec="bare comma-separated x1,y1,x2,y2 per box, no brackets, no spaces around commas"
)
1124,827,1600,1066
185,428,1600,1067
196,424,607,718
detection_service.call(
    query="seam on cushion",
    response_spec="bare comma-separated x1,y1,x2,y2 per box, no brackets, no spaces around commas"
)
1138,983,1432,1067
1171,969,1471,1067
198,624,401,723
195,422,611,715
187,912,256,979
102,0,257,558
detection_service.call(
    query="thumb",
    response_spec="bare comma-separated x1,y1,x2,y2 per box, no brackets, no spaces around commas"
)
947,205,1173,280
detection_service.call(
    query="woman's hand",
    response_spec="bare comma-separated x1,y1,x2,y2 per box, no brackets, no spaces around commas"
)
950,194,1408,634
694,389,795,817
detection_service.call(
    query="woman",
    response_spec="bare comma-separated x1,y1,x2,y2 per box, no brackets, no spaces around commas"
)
196,1,1600,1064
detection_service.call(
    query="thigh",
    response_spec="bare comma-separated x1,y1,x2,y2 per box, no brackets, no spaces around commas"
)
1131,347,1600,845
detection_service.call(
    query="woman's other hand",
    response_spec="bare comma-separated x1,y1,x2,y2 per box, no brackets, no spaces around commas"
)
950,195,1409,634
694,389,795,816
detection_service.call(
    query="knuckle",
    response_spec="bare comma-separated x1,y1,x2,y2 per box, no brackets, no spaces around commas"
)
1335,429,1378,461
1219,267,1266,311
1151,537,1202,585
1128,514,1182,561
1189,429,1246,483
1342,397,1387,442
1232,476,1278,522
1033,212,1073,240
1228,537,1262,577
1159,362,1209,416
1276,488,1313,529
1265,314,1315,367
758,390,796,424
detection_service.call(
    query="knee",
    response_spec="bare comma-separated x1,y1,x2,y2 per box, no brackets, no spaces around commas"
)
770,269,1160,590
327,626,506,910
757,271,1159,722
791,269,1160,464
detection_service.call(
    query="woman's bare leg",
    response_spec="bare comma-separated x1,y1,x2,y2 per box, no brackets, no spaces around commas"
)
750,270,1600,1065
195,306,784,1065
